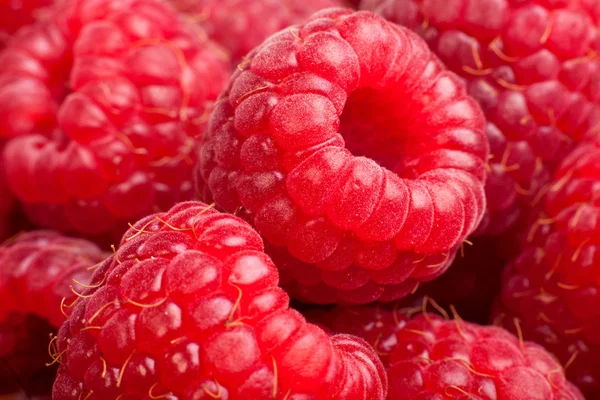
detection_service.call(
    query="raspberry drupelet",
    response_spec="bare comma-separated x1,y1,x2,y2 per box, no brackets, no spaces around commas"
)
196,9,488,305
361,0,600,236
0,231,106,396
0,0,230,241
51,201,387,399
170,0,344,63
0,231,106,327
309,304,585,400
0,0,53,47
494,141,600,397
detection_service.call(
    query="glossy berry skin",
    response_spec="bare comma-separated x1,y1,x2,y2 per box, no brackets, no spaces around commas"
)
52,201,387,399
0,0,229,241
0,0,53,46
494,141,600,397
362,0,600,236
0,231,105,396
311,306,584,400
196,9,488,305
0,231,105,327
171,0,344,62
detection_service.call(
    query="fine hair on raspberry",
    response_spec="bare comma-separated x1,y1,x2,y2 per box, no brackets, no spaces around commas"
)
51,201,387,399
494,141,600,397
362,0,600,236
0,231,106,395
308,303,585,400
197,9,489,304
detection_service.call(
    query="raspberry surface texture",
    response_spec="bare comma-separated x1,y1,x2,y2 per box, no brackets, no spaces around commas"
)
170,0,344,62
0,0,229,241
51,201,387,399
362,0,600,236
494,141,600,397
196,9,488,304
310,305,584,400
0,231,105,396
0,231,106,327
0,0,53,46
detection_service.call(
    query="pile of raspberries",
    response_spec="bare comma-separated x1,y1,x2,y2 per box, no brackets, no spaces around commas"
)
0,0,598,399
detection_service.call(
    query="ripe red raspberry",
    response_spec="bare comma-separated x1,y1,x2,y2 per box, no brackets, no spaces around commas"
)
0,231,106,327
310,305,584,399
361,0,600,236
494,141,600,397
170,0,344,62
196,9,488,305
52,201,387,399
0,0,229,241
0,231,105,396
0,0,53,46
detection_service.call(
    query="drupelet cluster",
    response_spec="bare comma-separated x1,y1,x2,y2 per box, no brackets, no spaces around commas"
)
1,1,598,398
0,0,230,241
311,304,584,400
197,8,489,304
362,0,600,235
171,0,344,62
51,202,387,399
0,231,105,395
494,140,600,397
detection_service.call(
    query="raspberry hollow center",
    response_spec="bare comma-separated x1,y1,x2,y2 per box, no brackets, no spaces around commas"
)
340,87,407,172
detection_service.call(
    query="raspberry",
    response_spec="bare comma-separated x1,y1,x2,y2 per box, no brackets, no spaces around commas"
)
361,0,600,236
0,231,105,396
0,0,53,46
196,9,488,305
310,305,584,400
52,201,387,399
493,141,600,397
170,0,344,62
0,0,229,241
0,231,106,327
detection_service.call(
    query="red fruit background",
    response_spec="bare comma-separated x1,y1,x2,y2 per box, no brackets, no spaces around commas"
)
170,0,345,62
0,0,229,243
0,231,105,396
495,141,600,397
1,0,599,398
308,305,584,400
362,0,600,236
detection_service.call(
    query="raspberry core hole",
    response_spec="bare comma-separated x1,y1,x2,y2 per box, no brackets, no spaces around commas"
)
339,87,406,172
